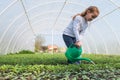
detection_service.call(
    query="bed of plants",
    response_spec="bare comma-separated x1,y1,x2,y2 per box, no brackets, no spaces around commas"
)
0,50,120,80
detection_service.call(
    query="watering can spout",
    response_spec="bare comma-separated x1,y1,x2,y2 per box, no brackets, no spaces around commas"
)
77,57,91,62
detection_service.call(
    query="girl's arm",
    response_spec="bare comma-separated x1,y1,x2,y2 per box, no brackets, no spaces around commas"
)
73,16,82,47
75,30,85,47
73,16,83,42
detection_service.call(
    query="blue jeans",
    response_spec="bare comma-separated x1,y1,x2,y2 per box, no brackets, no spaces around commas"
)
63,34,76,48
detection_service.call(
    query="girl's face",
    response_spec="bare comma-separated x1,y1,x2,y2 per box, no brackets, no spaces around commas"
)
84,10,99,21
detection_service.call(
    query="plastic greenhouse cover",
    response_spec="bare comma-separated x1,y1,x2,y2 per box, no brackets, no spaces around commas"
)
0,0,120,54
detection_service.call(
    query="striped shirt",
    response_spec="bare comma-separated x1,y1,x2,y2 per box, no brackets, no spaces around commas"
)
63,15,88,41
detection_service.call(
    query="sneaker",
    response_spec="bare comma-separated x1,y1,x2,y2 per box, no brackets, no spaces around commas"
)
74,61,81,65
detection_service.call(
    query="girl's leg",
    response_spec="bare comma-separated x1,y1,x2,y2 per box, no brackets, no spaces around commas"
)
62,34,75,48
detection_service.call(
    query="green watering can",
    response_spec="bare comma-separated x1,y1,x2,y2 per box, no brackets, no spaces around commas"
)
65,44,93,63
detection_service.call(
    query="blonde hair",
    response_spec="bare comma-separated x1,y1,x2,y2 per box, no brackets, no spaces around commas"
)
73,6,99,20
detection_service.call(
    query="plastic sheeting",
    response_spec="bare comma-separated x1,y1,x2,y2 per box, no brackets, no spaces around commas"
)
0,0,120,54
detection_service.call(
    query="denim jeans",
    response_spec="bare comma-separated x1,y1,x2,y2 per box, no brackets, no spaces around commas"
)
62,34,76,48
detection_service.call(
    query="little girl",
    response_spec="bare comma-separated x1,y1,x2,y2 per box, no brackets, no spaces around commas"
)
63,6,99,64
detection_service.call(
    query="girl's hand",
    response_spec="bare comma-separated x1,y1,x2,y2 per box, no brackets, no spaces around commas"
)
75,41,82,47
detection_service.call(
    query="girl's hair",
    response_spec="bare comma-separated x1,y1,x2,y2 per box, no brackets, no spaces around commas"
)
73,6,99,20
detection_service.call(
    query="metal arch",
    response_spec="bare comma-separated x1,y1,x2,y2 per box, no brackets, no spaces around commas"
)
10,18,93,54
5,28,29,53
27,9,120,53
0,0,86,48
0,13,24,45
32,17,68,25
23,0,85,54
19,0,35,35
31,18,97,54
0,0,86,42
50,0,67,54
24,0,83,29
20,0,86,39
12,31,34,53
13,1,120,54
13,30,92,54
103,0,120,48
7,18,118,54
84,38,91,54
0,10,72,46
30,11,73,19
0,10,77,46
103,18,120,48
29,10,74,29
52,0,68,30
1,0,118,38
18,40,34,52
20,0,85,32
92,7,120,24
109,0,120,24
9,19,77,53
24,0,120,25
93,15,120,54
30,16,101,54
109,0,120,8
0,1,66,17
0,0,86,51
11,28,32,52
0,0,17,16
9,18,64,51
91,0,120,54
17,34,91,54
0,2,118,37
30,10,71,19
14,37,34,53
92,16,120,54
26,1,85,12
2,11,102,54
5,21,28,54
0,0,86,40
11,28,31,53
13,33,91,54
91,0,120,23
22,0,85,31
86,29,98,54
0,12,57,52
92,24,108,54
1,0,117,53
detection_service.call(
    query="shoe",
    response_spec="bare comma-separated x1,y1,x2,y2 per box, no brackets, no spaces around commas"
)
74,61,81,65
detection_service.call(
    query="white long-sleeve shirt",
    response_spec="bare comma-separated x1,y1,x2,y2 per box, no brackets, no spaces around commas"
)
63,15,88,41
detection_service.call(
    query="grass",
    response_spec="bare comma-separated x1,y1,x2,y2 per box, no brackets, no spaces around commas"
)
0,51,120,79
0,52,120,66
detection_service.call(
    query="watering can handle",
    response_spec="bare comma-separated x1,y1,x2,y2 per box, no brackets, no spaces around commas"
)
69,44,75,48
69,44,81,49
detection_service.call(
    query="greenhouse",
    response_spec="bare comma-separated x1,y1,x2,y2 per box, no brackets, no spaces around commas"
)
0,0,120,79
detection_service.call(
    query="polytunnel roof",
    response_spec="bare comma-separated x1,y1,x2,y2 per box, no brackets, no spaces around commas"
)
0,0,120,54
